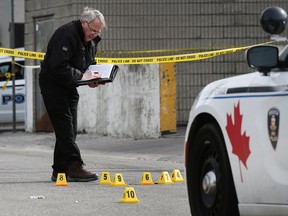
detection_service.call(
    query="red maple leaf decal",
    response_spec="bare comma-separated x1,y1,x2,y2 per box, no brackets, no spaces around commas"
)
226,101,251,182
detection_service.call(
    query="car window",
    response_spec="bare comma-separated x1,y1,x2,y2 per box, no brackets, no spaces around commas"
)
0,61,24,81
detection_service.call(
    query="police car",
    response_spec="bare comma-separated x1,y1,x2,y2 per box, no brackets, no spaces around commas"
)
0,54,25,124
184,7,288,216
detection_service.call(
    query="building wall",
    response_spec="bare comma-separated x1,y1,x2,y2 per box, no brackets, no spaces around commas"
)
95,0,288,124
77,64,161,138
24,0,288,133
0,0,25,47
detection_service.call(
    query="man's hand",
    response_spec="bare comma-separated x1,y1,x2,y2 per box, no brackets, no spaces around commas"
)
81,70,101,80
81,70,103,88
88,82,99,88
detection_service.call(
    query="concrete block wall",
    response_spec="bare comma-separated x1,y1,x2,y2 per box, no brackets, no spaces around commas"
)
77,64,161,138
24,0,288,135
91,0,288,124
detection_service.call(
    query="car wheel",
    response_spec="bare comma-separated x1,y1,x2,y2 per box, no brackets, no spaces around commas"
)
186,122,239,216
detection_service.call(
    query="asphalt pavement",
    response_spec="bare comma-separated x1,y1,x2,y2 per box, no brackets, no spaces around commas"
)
0,126,191,216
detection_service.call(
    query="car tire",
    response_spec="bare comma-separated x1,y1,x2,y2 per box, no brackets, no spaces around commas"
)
186,122,239,216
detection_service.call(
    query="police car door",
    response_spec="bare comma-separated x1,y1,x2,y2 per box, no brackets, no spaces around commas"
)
0,60,25,124
243,72,288,205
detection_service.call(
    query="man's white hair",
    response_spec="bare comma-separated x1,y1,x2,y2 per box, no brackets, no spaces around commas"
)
80,6,107,28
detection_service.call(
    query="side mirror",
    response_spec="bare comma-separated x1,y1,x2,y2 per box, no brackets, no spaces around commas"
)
246,46,279,74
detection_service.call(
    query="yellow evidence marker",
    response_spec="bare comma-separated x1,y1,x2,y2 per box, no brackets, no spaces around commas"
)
99,171,111,185
140,172,154,185
55,173,68,186
120,187,139,204
157,171,174,184
110,173,126,186
171,169,185,183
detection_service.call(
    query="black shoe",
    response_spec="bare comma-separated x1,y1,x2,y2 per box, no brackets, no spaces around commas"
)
67,161,99,182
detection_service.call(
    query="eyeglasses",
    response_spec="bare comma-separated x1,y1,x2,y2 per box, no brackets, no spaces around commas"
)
86,21,101,35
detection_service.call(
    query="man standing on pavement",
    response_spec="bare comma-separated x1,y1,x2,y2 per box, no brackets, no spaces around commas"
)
39,7,106,182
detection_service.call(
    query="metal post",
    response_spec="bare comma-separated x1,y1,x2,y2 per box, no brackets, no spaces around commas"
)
10,0,16,132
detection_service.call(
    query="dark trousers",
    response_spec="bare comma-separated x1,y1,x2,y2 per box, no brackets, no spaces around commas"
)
41,92,83,172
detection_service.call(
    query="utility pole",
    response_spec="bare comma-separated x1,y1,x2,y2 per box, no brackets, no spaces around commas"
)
10,0,16,132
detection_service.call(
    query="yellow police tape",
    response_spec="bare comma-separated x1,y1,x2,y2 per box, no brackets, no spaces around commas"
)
97,47,243,64
0,41,274,65
1,72,14,91
97,45,248,54
0,48,45,60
